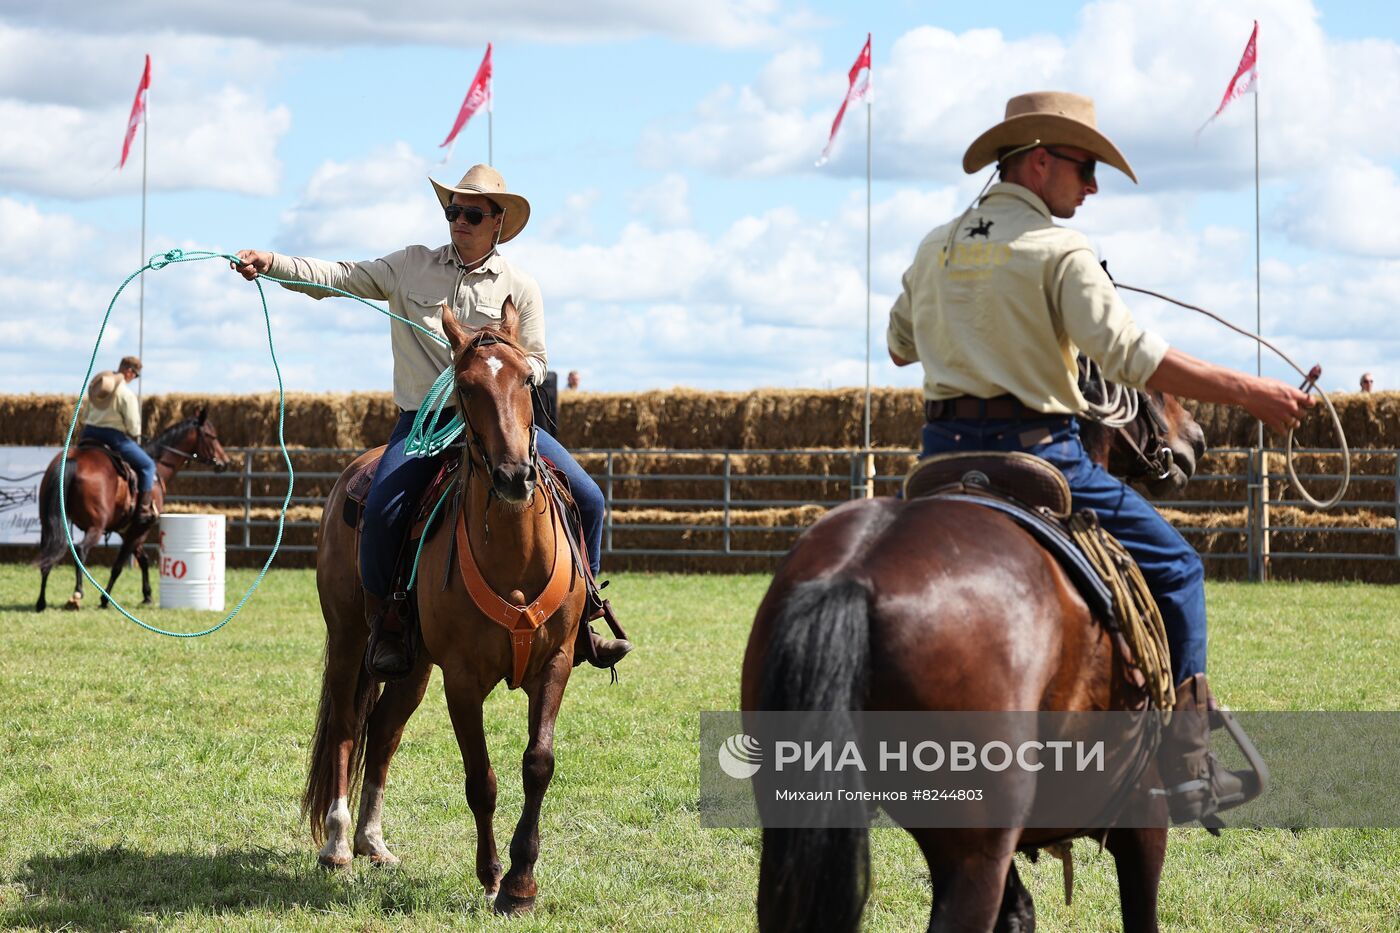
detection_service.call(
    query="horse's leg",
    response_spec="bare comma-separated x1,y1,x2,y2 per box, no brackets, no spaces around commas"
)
442,669,504,898
354,654,434,865
100,537,137,609
1107,826,1166,933
495,651,572,916
992,860,1036,933
36,564,51,612
304,607,375,870
914,828,1021,933
65,527,101,610
136,541,153,605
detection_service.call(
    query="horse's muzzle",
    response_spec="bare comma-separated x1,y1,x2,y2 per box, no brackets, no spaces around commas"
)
491,461,536,504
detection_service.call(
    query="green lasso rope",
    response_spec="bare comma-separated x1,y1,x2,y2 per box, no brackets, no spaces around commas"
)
61,248,462,637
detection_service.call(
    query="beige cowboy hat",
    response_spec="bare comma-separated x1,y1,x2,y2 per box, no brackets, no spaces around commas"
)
429,164,531,243
88,371,121,408
962,91,1137,183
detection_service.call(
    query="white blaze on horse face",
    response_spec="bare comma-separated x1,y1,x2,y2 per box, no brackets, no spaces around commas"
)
485,355,504,379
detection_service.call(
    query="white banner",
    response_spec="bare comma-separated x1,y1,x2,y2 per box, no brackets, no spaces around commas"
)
0,447,62,545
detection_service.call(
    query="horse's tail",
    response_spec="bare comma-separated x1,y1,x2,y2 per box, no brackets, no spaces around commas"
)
33,457,75,570
301,651,377,844
755,575,872,933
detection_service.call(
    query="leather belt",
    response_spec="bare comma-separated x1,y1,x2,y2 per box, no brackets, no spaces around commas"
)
925,395,1047,422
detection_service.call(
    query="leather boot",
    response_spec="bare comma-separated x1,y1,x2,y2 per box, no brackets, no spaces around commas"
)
574,596,632,669
135,490,158,524
365,591,412,680
1157,673,1252,824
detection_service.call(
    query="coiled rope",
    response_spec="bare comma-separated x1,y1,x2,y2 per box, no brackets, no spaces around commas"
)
1116,282,1350,510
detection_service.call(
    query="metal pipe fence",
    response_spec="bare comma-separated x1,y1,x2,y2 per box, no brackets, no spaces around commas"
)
168,446,1392,579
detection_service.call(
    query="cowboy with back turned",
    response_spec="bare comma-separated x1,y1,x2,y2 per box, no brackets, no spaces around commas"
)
888,91,1313,823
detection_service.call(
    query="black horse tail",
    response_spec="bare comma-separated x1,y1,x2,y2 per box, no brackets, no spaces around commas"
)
756,575,872,933
33,458,76,570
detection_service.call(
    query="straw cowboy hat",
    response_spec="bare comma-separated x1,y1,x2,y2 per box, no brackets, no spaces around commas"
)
429,164,531,243
963,91,1137,183
88,371,122,408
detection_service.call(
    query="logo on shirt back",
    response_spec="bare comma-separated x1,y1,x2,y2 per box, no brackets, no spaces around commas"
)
964,217,994,238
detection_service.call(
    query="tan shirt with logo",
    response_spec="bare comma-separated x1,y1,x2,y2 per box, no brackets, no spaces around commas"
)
887,183,1169,415
267,245,546,411
83,377,141,437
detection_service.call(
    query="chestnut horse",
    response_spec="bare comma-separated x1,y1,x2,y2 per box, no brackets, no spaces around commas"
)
303,303,586,916
33,409,230,611
742,391,1204,933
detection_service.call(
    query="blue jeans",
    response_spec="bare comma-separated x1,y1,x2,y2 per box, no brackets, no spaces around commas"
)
361,410,605,598
921,416,1207,683
82,425,156,492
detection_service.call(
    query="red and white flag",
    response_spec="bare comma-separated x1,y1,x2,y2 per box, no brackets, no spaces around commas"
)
440,43,493,151
119,54,151,169
1199,21,1257,135
816,34,871,167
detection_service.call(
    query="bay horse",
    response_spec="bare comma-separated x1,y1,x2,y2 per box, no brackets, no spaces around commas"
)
33,409,230,612
303,302,586,916
742,391,1205,933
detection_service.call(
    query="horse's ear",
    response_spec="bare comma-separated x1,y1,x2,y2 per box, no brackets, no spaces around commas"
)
441,303,469,354
197,406,208,426
499,296,519,340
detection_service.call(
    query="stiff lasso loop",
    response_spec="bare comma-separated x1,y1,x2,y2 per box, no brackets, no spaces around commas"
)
1116,282,1350,510
62,249,293,636
64,249,466,637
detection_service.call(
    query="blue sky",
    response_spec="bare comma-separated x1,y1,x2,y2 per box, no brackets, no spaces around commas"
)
2,0,1399,401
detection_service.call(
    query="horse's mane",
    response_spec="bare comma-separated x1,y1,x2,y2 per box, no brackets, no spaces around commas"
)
142,417,202,456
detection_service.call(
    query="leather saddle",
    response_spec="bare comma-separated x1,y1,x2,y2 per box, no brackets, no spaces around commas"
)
78,439,139,500
903,451,1115,623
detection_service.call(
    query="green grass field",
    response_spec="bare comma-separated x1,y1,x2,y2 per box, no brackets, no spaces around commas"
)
2,564,1399,931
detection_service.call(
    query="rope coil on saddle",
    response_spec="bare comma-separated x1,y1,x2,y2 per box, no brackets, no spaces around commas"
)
1067,512,1176,714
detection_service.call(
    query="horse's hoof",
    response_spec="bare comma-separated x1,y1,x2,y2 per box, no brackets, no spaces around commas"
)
317,854,352,871
366,851,400,868
141,598,153,606
63,599,81,611
34,600,45,612
493,892,536,916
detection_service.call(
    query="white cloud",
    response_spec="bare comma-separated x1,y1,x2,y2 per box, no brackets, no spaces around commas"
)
1275,156,1400,258
0,0,793,47
0,25,290,199
274,143,444,257
627,174,691,228
644,0,1400,190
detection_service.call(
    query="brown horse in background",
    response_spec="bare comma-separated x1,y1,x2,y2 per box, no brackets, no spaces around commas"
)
303,303,586,916
33,409,230,611
742,392,1204,933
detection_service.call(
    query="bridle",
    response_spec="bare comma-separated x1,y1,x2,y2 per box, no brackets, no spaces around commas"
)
1113,391,1176,483
454,330,540,485
156,423,226,470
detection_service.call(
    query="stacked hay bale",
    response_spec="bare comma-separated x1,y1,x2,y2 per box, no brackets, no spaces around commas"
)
2,389,1396,578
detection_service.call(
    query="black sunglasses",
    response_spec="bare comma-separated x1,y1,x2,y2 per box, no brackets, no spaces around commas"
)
1044,147,1097,183
444,204,500,225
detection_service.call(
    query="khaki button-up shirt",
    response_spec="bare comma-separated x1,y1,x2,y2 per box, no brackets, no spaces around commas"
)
83,377,141,437
267,245,546,411
887,183,1169,415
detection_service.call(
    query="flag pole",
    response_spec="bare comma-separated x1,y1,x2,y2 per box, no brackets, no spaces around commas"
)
1260,74,1271,448
488,75,494,166
863,93,872,452
138,85,148,412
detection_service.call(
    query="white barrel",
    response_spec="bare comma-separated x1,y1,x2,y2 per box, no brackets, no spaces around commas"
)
158,514,226,611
